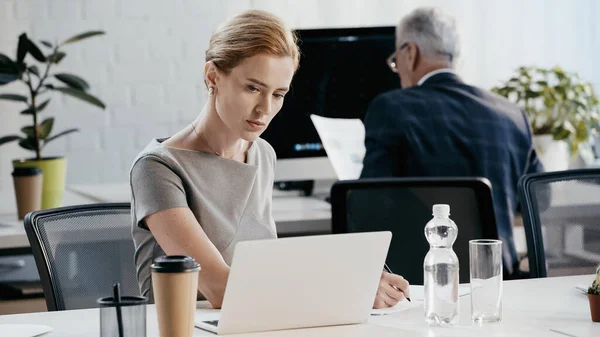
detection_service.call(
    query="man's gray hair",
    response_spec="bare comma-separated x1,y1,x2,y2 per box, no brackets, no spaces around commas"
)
397,7,460,66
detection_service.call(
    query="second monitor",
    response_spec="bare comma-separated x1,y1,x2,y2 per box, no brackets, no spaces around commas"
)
261,26,400,182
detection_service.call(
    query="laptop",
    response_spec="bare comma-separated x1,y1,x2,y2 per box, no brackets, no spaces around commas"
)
195,232,392,335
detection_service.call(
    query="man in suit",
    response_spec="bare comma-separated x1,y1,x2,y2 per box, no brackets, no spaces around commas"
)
360,7,544,277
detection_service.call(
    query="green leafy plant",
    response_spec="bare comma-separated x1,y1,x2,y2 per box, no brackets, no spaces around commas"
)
589,265,600,295
0,31,106,160
492,66,600,155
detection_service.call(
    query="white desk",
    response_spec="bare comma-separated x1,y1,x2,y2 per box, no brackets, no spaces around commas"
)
0,184,332,250
370,274,599,337
0,275,597,336
0,183,532,254
66,183,333,234
0,189,97,251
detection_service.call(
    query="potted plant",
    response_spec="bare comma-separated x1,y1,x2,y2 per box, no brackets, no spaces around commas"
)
588,265,600,322
0,31,105,209
492,66,600,171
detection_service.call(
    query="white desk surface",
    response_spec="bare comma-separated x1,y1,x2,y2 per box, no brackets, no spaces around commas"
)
0,184,332,250
66,183,332,226
0,275,597,336
0,189,96,250
0,183,531,253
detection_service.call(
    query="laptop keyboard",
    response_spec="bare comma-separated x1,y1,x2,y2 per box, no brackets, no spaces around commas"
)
204,320,219,327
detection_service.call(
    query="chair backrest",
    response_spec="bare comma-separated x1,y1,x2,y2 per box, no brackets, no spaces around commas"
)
519,169,600,278
331,177,497,284
24,203,139,311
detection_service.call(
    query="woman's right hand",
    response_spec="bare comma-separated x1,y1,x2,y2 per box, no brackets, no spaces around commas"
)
198,263,230,308
373,271,410,309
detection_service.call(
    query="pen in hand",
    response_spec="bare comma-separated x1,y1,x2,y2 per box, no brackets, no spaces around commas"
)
384,263,411,302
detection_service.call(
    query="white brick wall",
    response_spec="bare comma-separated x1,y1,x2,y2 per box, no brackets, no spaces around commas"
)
0,0,599,192
48,0,82,20
15,0,48,20
1,0,13,21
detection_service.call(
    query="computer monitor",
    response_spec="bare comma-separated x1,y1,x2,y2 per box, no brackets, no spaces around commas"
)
261,26,400,182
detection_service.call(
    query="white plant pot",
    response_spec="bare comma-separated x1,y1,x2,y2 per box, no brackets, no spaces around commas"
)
533,135,570,172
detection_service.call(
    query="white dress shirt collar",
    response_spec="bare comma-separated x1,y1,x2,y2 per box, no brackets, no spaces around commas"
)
417,68,456,86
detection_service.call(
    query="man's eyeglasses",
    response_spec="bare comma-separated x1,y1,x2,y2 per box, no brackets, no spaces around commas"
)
387,42,454,73
386,42,409,73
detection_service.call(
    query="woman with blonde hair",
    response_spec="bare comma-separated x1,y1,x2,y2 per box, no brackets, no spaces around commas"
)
130,9,409,309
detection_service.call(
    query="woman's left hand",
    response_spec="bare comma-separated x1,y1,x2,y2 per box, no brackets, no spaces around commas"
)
373,271,410,309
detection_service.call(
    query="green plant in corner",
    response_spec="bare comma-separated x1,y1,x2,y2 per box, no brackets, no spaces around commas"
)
492,66,600,156
0,31,106,160
589,265,600,296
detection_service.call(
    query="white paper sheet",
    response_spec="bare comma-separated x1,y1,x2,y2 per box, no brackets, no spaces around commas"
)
0,324,53,337
409,284,471,301
310,115,365,180
368,284,471,316
371,299,421,315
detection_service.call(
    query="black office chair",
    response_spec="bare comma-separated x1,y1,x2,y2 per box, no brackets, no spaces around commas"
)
519,169,600,278
331,177,498,284
24,203,140,311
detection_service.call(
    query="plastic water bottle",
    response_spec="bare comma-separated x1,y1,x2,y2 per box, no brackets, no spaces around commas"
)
424,204,459,325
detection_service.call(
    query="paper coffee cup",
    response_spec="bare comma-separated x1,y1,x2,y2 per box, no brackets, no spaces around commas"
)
12,167,43,219
151,255,200,337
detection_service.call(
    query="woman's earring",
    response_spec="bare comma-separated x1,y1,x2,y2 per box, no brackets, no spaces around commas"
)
208,87,214,96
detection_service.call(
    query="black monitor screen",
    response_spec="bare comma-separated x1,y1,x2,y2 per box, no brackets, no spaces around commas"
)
261,26,400,159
